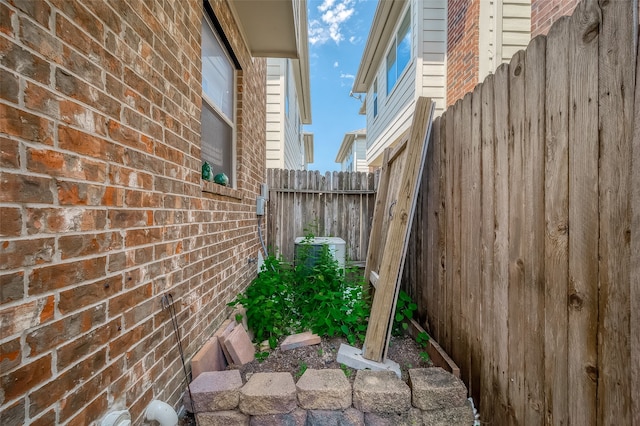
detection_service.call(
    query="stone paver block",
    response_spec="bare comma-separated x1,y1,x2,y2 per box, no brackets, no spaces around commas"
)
239,372,297,415
249,408,307,425
196,410,249,426
423,405,475,426
296,369,352,409
409,368,468,410
306,409,364,426
192,336,227,378
224,324,255,365
185,370,243,412
364,408,422,426
353,370,411,413
280,331,321,351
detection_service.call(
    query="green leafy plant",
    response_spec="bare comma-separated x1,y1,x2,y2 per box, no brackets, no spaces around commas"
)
229,232,371,348
255,351,270,362
392,290,418,336
416,331,430,362
295,362,308,379
340,363,353,378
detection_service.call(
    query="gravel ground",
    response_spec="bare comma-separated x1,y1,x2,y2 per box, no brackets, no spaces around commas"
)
231,334,432,384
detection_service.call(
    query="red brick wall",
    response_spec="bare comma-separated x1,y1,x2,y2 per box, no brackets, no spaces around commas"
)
0,0,266,424
531,0,580,37
446,0,480,106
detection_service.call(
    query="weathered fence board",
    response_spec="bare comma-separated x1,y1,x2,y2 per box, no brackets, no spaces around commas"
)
478,73,495,423
597,0,635,424
523,34,545,426
543,16,570,426
568,2,599,423
266,169,377,263
507,49,526,422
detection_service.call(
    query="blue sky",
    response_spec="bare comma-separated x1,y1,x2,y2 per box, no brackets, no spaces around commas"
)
305,0,377,172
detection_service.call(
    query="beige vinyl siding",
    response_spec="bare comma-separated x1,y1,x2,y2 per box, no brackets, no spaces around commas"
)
365,2,417,167
479,0,531,80
266,58,306,170
355,137,368,172
283,60,304,169
501,0,531,61
266,59,285,169
418,0,447,116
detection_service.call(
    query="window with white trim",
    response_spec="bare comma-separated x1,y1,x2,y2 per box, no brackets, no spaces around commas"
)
201,15,235,184
373,79,378,118
386,8,411,95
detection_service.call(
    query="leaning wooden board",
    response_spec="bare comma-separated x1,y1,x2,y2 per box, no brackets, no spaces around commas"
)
363,96,435,362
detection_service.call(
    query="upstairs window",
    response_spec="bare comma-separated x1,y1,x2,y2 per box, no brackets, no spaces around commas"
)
373,79,378,118
201,15,235,185
386,9,411,95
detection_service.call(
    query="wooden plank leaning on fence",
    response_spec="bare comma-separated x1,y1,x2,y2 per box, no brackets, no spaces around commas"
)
362,96,435,362
631,23,640,426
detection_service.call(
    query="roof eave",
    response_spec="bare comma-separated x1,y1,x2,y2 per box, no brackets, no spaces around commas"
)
304,132,314,163
352,0,407,93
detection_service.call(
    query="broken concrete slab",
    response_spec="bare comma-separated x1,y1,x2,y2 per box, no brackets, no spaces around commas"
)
224,324,255,365
335,343,401,378
217,320,238,364
280,331,321,351
191,336,227,379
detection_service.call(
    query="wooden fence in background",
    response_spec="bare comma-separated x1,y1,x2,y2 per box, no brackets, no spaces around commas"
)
266,169,378,263
402,0,638,424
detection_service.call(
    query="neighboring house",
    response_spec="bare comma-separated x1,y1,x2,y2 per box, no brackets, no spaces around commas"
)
352,0,448,168
0,0,306,425
335,129,368,172
352,0,539,168
265,37,314,170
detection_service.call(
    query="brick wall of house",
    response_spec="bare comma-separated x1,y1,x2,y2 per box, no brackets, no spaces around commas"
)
0,0,266,424
531,0,580,37
446,0,480,106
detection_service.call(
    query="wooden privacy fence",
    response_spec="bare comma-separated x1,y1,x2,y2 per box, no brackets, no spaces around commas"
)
266,169,378,263
402,0,638,424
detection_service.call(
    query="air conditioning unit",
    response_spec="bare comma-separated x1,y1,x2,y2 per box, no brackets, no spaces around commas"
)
294,237,346,270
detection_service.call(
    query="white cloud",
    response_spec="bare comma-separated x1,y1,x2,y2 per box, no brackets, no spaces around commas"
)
318,0,336,12
339,72,356,87
308,0,355,46
334,61,339,67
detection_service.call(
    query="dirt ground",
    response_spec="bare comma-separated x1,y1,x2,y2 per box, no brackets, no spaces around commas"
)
230,334,432,384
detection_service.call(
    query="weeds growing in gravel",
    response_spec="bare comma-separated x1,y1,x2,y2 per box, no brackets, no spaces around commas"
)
229,234,371,348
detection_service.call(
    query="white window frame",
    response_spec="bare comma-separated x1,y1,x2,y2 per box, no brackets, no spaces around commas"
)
373,78,378,118
201,14,237,187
